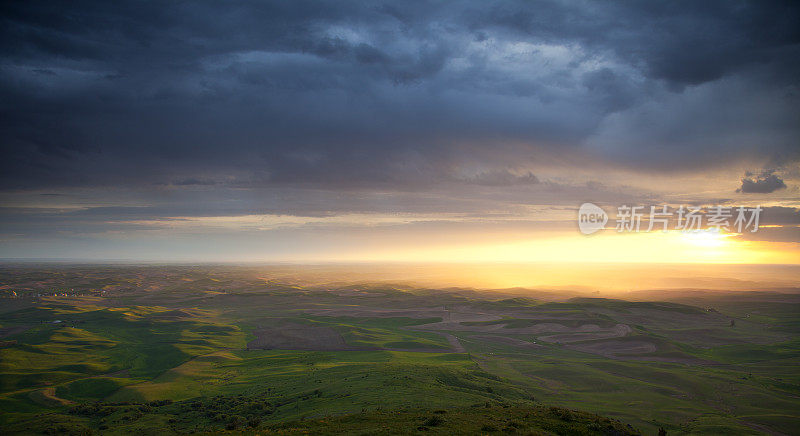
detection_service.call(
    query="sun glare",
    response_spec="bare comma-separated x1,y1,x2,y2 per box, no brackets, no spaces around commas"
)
679,229,733,248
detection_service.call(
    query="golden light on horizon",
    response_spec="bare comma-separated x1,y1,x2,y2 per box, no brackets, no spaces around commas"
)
335,229,800,266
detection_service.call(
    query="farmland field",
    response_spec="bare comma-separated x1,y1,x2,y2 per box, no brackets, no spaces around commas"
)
1,264,799,435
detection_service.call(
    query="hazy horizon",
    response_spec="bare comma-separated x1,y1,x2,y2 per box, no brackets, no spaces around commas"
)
4,261,800,295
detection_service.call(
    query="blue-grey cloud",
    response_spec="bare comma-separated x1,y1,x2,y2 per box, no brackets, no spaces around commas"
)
1,0,798,195
737,170,788,194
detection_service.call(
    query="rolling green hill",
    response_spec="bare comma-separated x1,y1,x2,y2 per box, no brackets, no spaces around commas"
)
1,265,798,434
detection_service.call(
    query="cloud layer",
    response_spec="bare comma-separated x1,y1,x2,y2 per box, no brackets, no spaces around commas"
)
1,0,799,259
2,0,799,191
738,170,788,194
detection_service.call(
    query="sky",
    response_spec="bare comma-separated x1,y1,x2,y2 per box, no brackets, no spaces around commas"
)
1,0,799,263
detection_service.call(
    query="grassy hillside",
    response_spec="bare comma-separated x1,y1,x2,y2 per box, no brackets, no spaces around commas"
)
1,265,798,434
5,401,641,435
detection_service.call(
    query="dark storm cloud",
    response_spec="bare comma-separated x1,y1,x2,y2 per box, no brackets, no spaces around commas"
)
737,170,788,194
477,0,800,86
1,0,798,193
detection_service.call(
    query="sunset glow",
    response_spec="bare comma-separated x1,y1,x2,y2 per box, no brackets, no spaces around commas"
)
314,230,798,266
0,1,797,268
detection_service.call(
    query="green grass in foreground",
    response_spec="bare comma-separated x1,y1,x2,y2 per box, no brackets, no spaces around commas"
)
2,274,799,435
5,401,641,435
